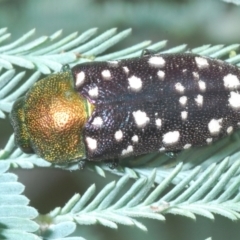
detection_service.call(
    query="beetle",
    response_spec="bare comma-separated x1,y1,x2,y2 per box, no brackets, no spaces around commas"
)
10,50,240,164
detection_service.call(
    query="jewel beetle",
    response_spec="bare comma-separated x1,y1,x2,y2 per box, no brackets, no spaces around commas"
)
10,51,240,164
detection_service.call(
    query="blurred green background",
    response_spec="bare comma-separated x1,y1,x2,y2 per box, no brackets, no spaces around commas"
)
1,0,240,239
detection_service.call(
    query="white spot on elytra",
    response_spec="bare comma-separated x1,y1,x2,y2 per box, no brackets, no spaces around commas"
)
148,56,165,67
132,135,139,143
183,143,192,149
88,86,99,98
159,147,165,152
227,126,233,134
121,145,133,156
162,131,180,145
76,71,85,87
86,137,97,151
195,57,209,69
179,96,188,106
175,82,185,94
193,72,199,80
223,74,240,90
155,118,162,128
128,76,142,92
114,130,123,141
182,69,187,73
229,91,240,109
101,70,111,80
206,138,213,144
157,70,165,80
92,117,103,127
123,66,129,74
198,80,206,92
132,110,150,128
195,94,203,107
181,111,188,120
208,118,223,136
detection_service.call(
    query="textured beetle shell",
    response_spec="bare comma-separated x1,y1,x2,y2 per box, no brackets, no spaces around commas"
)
71,53,240,161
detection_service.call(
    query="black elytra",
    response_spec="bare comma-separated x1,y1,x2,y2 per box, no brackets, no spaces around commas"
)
72,52,240,161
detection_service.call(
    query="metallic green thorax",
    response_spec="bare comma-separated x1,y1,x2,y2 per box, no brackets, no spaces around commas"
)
10,70,94,163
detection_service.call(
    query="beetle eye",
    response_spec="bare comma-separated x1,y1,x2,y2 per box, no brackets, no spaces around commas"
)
10,97,32,155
